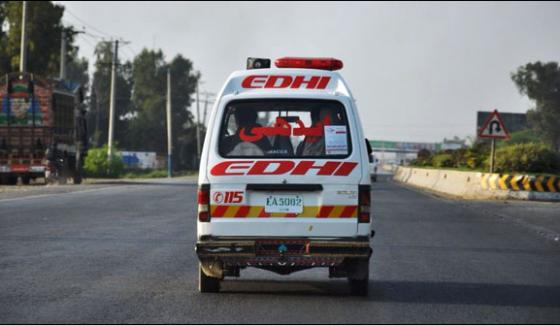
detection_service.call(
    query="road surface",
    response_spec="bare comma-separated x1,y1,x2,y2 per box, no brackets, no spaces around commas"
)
1,178,559,323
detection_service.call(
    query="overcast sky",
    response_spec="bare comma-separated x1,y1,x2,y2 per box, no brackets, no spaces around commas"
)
58,1,560,143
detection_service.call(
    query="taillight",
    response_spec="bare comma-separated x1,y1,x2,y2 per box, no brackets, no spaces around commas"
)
358,185,371,223
198,184,210,222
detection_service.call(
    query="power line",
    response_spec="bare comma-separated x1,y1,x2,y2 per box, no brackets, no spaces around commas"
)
64,8,115,39
78,34,97,53
121,44,137,61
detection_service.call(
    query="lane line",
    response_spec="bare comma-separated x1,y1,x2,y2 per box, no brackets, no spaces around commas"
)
0,186,132,203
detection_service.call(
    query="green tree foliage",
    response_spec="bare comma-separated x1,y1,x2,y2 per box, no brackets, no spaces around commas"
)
0,1,88,84
129,49,200,170
432,153,453,168
492,143,560,174
89,47,201,171
88,42,133,148
512,62,560,151
498,129,542,147
1,1,62,75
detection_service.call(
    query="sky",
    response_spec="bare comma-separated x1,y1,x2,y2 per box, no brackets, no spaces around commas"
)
57,1,560,143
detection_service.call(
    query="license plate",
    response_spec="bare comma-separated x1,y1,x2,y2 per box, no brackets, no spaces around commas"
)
265,194,303,214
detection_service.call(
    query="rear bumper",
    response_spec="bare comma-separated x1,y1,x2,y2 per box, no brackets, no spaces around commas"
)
196,237,372,267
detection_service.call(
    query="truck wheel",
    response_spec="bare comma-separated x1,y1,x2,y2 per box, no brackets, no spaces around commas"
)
6,176,18,186
349,277,369,296
73,172,83,185
199,264,221,293
347,259,370,296
21,176,31,185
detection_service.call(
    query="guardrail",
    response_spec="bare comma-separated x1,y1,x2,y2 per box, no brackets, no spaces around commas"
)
482,174,559,192
394,166,560,201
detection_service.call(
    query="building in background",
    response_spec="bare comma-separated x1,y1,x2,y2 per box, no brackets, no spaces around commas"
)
442,138,467,150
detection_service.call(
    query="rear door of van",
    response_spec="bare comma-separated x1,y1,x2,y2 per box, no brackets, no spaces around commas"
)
205,97,364,238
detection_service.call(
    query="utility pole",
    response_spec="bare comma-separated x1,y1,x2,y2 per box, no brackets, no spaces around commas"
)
19,1,28,73
489,138,496,174
201,91,216,126
60,29,67,79
107,40,118,161
166,68,172,178
195,81,201,166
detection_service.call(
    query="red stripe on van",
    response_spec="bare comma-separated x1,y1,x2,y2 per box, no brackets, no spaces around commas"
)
317,206,334,218
258,208,271,218
234,206,251,218
212,205,228,218
340,206,357,218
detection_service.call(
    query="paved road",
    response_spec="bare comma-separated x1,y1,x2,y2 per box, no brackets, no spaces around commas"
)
1,178,559,323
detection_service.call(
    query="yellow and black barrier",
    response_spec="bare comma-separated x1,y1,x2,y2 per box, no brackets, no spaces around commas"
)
481,174,560,192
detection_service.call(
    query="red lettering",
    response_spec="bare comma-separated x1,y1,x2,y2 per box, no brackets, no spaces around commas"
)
291,161,341,175
290,76,320,89
231,191,244,204
241,75,331,89
210,161,253,176
247,161,295,175
223,191,244,203
317,76,331,89
264,76,293,88
334,162,358,176
241,75,267,88
211,160,357,176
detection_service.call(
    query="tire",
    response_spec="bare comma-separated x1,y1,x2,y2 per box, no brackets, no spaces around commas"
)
199,264,220,293
6,176,18,186
21,176,31,185
347,259,370,296
349,277,369,296
73,171,83,185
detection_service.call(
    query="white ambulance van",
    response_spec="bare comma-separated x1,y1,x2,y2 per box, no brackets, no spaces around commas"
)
196,57,374,295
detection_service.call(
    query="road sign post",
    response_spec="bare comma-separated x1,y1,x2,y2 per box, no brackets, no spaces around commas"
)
490,138,496,173
478,110,510,174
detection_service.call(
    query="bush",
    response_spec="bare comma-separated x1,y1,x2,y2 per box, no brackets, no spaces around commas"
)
492,143,560,174
432,153,454,168
410,149,433,167
84,146,125,178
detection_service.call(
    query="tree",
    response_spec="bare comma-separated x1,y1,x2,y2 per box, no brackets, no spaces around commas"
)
168,55,201,170
0,1,88,85
88,41,133,148
512,62,560,151
0,1,9,73
1,1,64,76
129,49,200,170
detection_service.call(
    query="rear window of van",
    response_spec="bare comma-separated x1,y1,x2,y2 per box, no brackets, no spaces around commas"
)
218,99,352,159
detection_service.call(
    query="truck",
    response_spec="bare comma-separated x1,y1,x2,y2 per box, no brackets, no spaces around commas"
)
0,72,88,185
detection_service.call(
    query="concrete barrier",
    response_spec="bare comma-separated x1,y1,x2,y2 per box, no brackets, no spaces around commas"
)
393,167,560,202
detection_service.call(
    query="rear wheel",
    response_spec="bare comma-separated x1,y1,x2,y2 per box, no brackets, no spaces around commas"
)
199,264,221,293
347,259,370,296
21,176,31,185
349,277,369,296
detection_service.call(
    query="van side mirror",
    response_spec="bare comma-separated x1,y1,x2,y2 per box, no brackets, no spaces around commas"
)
365,139,373,163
